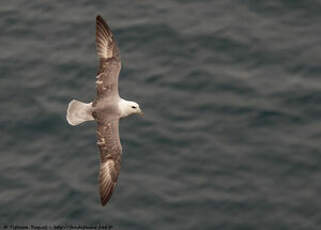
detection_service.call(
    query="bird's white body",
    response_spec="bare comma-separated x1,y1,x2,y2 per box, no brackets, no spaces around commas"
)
66,98,142,126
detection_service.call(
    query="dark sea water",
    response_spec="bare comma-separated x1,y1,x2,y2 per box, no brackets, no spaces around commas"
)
1,0,321,229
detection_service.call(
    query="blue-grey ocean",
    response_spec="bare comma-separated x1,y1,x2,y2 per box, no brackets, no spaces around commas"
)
1,1,321,229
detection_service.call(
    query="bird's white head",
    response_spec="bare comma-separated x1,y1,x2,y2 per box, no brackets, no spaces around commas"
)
119,99,143,118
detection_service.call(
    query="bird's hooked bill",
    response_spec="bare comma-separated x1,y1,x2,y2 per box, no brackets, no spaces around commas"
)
138,109,144,117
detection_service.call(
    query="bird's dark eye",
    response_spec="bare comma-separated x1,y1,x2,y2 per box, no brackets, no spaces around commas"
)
132,106,136,109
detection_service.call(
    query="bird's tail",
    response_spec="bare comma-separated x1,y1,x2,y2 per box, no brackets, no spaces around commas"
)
66,99,94,126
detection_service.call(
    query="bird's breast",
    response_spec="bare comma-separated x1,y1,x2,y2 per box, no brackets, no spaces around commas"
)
92,98,121,123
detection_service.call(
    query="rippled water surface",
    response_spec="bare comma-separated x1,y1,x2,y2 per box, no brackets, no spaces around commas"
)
1,1,321,229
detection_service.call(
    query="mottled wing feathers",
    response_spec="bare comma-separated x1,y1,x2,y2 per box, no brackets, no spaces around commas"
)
95,60,121,99
95,16,122,206
96,15,120,62
95,15,121,99
97,119,122,206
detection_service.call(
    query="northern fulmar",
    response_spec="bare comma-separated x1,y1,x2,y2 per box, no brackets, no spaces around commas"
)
66,15,143,206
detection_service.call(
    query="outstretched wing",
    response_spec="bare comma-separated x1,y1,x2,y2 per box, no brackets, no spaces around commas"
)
95,15,121,100
96,119,122,206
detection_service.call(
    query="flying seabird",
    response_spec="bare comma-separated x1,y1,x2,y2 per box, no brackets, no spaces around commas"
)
66,15,143,206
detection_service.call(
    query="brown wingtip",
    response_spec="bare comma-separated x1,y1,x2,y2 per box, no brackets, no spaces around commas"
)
96,14,110,31
101,199,107,206
96,15,108,27
96,15,103,21
100,187,114,206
